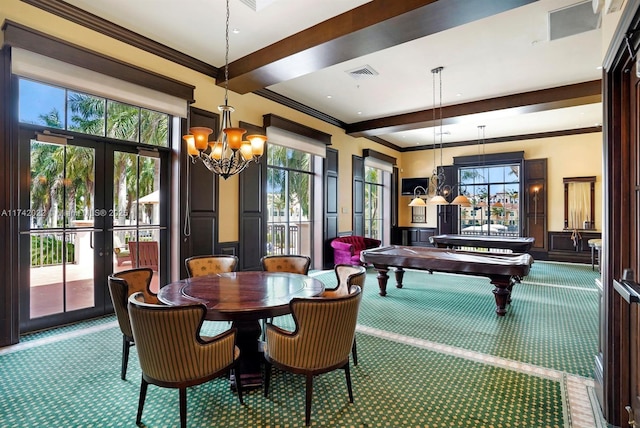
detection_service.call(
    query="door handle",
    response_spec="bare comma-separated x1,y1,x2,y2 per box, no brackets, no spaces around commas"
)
626,405,636,428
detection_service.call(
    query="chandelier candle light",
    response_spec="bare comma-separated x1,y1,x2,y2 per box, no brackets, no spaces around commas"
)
182,0,266,179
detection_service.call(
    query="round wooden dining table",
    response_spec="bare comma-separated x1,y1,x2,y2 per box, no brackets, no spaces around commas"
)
157,271,325,388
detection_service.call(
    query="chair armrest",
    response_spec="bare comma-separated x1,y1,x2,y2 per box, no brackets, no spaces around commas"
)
196,329,237,373
265,324,300,366
331,240,355,254
265,322,294,337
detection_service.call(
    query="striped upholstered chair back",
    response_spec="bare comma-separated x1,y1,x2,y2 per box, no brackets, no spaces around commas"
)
185,255,239,278
263,287,363,426
322,265,366,366
127,292,242,427
127,292,238,384
323,264,366,298
107,267,157,380
261,255,311,275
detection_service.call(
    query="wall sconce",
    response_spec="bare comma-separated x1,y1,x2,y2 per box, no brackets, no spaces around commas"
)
408,186,428,207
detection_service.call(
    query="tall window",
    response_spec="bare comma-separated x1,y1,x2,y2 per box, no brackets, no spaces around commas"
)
19,78,169,147
364,166,384,240
458,164,520,236
266,145,314,256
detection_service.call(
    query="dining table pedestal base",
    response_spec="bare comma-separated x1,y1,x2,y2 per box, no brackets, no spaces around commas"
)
231,318,264,389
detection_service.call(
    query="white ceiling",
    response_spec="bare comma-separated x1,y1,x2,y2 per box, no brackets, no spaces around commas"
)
62,0,605,148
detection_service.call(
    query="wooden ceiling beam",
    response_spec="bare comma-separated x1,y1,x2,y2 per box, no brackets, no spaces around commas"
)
224,0,537,94
345,80,602,137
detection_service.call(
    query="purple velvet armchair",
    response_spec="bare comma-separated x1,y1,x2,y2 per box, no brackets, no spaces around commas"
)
331,236,381,266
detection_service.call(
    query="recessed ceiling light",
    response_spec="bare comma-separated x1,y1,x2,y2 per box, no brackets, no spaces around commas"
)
357,111,362,115
232,28,240,34
326,95,332,99
596,66,603,70
456,93,462,97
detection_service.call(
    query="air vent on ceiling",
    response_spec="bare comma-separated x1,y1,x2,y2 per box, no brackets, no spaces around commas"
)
346,65,379,80
549,0,601,41
238,0,277,12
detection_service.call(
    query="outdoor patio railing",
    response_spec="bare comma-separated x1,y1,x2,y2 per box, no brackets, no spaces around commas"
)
31,232,76,267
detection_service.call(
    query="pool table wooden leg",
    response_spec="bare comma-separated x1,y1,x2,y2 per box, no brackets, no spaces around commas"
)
374,267,389,296
394,268,405,288
490,276,514,316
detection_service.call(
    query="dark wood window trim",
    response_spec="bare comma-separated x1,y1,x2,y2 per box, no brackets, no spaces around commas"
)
2,20,194,102
453,151,525,165
363,148,396,166
263,114,332,145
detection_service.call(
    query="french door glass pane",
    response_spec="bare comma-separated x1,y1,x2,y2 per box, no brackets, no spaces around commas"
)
29,140,96,318
112,152,161,292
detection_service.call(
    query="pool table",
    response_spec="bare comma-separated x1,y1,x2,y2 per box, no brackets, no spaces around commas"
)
360,245,533,316
429,234,535,253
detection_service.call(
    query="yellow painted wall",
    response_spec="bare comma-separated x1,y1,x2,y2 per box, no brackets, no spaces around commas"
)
2,0,603,240
398,132,603,232
2,0,401,241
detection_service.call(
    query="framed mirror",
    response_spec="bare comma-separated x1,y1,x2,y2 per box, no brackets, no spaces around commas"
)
563,176,596,230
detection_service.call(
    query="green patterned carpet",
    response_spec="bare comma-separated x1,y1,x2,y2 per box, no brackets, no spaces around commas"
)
0,261,598,427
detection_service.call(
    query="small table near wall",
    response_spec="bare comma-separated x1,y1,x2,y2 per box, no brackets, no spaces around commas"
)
588,238,602,272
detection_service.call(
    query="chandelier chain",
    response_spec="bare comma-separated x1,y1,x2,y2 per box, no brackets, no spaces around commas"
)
182,0,266,179
224,0,230,105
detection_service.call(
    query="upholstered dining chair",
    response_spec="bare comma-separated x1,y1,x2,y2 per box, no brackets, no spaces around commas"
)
260,254,312,337
263,286,363,426
260,254,311,275
127,292,243,428
185,254,239,278
107,267,157,380
322,264,366,365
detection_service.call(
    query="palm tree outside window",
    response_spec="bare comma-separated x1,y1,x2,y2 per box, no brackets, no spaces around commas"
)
364,166,385,241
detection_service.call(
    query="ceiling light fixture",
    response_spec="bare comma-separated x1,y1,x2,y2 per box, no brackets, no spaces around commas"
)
428,66,450,206
407,67,469,208
182,0,266,180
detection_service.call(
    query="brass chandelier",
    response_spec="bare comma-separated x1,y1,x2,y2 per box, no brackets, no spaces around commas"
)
182,0,266,179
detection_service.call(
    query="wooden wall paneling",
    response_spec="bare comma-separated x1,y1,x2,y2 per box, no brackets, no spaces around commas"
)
184,108,219,265
0,46,18,346
600,2,640,422
391,227,437,246
525,158,547,251
392,166,399,228
353,155,364,236
238,122,267,271
189,215,216,256
438,165,457,234
324,148,338,269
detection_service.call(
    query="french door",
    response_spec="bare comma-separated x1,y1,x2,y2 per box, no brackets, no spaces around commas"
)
18,127,167,332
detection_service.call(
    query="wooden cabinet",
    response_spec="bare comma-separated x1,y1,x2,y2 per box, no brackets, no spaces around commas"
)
547,230,601,263
391,227,437,247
